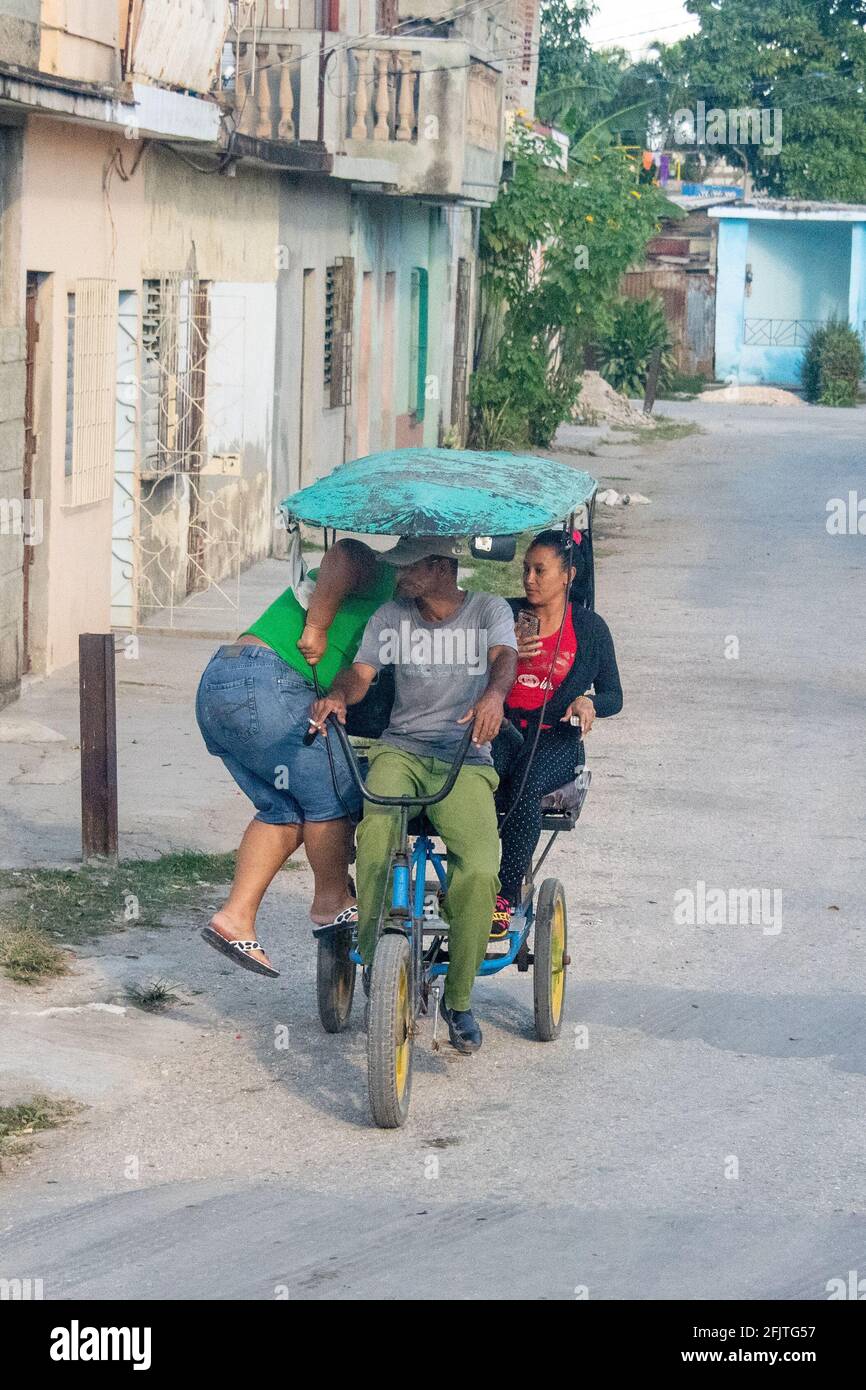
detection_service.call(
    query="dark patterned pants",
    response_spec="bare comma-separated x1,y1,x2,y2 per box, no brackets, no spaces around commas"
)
494,724,581,905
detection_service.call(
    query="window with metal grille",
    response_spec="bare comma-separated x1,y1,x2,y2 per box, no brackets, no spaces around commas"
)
64,278,117,506
141,272,209,473
64,294,76,478
324,258,354,407
409,266,428,423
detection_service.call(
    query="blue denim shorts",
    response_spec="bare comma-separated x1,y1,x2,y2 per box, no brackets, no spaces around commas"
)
195,644,360,825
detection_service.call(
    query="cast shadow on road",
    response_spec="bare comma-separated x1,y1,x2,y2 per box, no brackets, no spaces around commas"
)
241,979,458,1128
566,980,866,1077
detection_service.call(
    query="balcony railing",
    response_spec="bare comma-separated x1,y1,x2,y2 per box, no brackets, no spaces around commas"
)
346,48,420,143
233,41,301,142
339,38,504,199
220,27,505,199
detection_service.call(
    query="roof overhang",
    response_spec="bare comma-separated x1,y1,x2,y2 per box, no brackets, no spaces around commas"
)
710,204,866,222
0,61,220,143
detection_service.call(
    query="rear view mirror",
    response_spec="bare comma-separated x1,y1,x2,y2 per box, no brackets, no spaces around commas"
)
470,535,517,562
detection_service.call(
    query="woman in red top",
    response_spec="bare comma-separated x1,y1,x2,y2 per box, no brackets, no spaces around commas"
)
491,529,623,929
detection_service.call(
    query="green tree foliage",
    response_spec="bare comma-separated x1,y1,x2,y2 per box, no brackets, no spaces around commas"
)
473,126,670,446
536,0,594,99
658,0,866,200
536,1,667,146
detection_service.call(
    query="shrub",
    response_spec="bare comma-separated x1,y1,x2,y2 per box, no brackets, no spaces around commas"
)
801,319,865,407
598,296,675,397
469,334,580,449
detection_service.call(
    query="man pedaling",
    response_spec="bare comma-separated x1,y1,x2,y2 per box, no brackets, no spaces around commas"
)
310,536,518,1055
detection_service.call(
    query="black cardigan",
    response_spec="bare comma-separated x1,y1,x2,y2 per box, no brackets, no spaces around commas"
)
506,598,623,724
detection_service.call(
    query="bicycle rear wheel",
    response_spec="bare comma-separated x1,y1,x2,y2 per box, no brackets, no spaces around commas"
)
316,926,356,1033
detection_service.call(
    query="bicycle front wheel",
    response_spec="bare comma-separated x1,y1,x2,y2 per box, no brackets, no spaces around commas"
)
367,931,414,1129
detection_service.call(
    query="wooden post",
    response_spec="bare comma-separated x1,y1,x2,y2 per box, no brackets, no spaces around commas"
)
79,634,118,862
644,346,663,416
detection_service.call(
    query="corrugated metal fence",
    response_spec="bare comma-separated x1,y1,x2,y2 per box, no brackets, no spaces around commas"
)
621,268,716,378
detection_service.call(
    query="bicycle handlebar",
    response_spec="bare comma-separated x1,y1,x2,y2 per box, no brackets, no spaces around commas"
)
326,718,474,808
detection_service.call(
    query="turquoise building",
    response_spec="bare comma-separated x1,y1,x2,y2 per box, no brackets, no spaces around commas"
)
709,202,866,386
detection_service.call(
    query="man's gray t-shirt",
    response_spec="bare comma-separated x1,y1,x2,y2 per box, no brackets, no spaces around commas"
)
354,591,517,765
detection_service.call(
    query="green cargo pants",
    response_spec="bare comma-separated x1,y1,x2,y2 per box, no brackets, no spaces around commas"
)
355,743,500,1012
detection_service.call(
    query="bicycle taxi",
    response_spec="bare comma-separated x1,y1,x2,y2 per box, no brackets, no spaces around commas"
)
281,449,598,1128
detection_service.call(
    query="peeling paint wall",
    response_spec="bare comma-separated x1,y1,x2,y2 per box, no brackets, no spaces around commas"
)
272,177,353,509
0,123,25,707
142,148,280,284
349,196,476,458
21,119,141,674
0,0,40,67
18,124,281,671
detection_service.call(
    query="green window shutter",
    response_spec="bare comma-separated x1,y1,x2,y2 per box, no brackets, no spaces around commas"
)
410,266,428,423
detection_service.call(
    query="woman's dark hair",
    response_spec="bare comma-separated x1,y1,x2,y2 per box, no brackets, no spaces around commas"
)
526,528,590,604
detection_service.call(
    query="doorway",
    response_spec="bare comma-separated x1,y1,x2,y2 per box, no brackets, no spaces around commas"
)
356,270,373,458
381,270,396,446
111,290,139,628
298,268,316,488
22,274,38,672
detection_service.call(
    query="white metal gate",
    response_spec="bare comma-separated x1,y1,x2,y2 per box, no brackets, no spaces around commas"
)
134,253,247,628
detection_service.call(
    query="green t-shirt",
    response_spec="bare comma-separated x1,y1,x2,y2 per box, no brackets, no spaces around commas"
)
245,559,396,691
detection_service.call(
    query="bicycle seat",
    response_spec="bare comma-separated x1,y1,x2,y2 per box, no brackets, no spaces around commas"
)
539,768,591,831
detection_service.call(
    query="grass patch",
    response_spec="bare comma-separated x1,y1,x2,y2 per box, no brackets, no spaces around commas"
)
604,417,702,449
125,978,182,1011
0,1095,78,1168
656,372,709,401
647,417,702,443
0,850,251,984
0,926,70,986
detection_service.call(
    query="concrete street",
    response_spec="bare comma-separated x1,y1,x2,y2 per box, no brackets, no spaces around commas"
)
1,399,865,1300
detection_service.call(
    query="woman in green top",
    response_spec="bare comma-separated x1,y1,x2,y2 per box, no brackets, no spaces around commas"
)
195,540,395,977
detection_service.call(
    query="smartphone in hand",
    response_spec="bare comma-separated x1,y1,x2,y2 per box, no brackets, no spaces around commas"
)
515,609,540,643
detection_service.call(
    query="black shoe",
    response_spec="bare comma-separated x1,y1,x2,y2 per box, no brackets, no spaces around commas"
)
439,998,482,1054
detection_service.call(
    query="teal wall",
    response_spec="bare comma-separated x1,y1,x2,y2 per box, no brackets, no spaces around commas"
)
747,222,850,322
714,215,866,386
353,197,453,448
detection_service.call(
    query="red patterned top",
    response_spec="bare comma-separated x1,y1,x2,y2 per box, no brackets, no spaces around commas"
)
507,606,577,713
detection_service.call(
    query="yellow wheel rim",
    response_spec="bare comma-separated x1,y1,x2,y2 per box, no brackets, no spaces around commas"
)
394,962,411,1101
550,898,566,1023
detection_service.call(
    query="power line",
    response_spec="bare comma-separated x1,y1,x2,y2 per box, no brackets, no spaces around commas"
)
585,19,700,51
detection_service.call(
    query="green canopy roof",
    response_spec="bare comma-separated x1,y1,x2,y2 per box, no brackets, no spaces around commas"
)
281,448,597,537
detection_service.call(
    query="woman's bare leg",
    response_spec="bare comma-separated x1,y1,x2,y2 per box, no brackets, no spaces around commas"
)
304,818,356,924
209,819,303,961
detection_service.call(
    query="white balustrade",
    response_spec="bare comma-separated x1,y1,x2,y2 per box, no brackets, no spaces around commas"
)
350,47,418,142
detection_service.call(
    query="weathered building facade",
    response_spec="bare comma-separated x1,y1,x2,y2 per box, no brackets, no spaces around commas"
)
0,0,539,688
